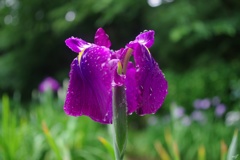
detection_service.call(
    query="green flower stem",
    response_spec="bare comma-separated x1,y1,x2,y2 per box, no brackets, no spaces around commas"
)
112,85,127,160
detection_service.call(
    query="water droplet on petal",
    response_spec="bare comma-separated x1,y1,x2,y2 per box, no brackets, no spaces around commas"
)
101,63,106,68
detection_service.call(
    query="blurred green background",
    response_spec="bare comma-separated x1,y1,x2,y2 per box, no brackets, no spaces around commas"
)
0,0,240,159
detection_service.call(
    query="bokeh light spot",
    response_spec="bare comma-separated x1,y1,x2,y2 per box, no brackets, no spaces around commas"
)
147,0,162,7
65,11,76,22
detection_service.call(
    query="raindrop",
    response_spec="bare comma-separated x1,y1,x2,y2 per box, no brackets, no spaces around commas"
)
149,87,153,96
150,87,153,91
101,63,106,68
136,68,141,72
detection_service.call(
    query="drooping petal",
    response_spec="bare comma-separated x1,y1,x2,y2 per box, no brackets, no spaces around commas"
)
134,30,155,48
64,46,113,124
65,37,90,53
125,62,138,114
94,28,111,48
128,43,168,115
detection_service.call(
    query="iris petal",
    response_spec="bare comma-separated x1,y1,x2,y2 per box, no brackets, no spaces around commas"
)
134,30,155,48
64,46,113,124
65,37,90,53
94,28,111,48
125,62,138,114
129,43,168,115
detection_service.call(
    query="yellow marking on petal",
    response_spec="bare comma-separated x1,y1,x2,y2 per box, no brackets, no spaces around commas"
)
143,45,151,55
122,48,133,74
78,49,86,64
117,61,123,75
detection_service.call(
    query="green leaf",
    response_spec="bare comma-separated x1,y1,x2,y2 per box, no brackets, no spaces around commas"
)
98,137,115,160
227,129,239,160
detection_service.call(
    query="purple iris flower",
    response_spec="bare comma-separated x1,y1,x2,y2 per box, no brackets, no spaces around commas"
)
215,104,226,117
193,98,211,109
64,28,168,124
172,106,185,119
38,77,60,93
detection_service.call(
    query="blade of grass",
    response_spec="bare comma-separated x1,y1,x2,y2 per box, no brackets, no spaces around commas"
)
2,94,9,136
227,129,238,160
198,145,205,160
98,136,115,160
173,141,180,160
164,128,173,149
154,140,171,160
220,140,227,160
1,94,10,159
42,121,62,160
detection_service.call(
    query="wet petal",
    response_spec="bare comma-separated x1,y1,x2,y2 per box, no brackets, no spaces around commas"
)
125,62,138,114
129,43,168,115
65,37,90,53
94,28,111,48
64,46,113,124
134,30,155,48
112,69,126,87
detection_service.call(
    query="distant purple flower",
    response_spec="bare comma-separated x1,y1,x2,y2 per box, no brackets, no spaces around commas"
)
191,110,206,123
172,106,185,119
215,104,226,117
64,28,168,124
193,98,211,109
39,77,60,93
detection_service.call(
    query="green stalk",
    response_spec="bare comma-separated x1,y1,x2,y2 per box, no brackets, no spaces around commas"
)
112,86,127,160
